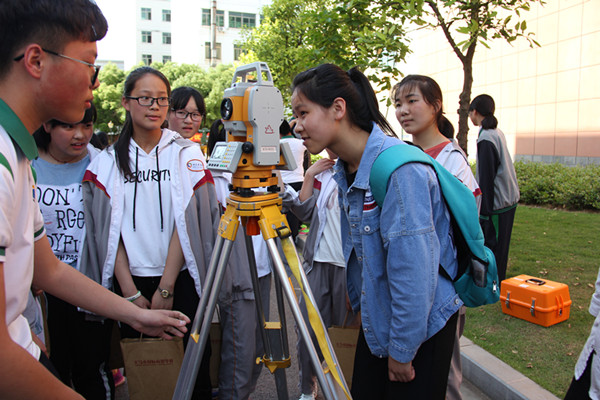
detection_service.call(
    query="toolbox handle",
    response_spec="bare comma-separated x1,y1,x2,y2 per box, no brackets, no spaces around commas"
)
557,295,564,316
526,278,546,286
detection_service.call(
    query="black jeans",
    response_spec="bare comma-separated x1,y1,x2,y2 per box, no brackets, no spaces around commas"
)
351,311,458,399
46,293,115,400
564,351,593,400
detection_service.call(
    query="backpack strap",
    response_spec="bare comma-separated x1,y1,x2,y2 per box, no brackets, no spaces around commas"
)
370,144,430,207
370,144,488,263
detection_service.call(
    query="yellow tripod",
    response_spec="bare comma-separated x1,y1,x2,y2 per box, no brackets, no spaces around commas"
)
172,182,351,399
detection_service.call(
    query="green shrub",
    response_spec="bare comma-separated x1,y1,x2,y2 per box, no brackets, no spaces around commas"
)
514,161,600,210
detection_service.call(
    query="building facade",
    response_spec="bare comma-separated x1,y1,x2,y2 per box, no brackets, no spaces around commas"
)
386,0,600,165
95,0,270,70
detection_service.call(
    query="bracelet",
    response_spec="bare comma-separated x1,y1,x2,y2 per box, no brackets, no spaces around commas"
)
125,290,142,302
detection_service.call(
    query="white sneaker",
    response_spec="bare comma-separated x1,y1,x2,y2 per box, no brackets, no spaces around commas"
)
298,394,315,400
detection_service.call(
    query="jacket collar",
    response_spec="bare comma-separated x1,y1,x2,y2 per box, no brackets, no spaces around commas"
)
333,123,396,191
0,98,38,160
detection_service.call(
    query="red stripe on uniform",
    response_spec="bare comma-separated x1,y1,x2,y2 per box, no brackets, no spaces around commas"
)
82,170,110,198
313,179,322,190
363,202,377,211
193,170,215,191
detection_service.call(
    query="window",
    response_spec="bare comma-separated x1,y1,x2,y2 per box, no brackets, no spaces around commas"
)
234,44,243,61
163,55,172,63
202,9,225,27
216,10,225,27
163,32,171,45
205,42,221,60
142,54,152,65
142,31,152,43
202,9,210,26
229,12,256,28
141,7,151,20
162,9,171,22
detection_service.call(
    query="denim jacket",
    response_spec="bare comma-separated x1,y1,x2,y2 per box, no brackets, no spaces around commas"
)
333,124,462,363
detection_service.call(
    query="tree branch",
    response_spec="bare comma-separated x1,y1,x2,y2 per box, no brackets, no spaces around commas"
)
426,1,466,63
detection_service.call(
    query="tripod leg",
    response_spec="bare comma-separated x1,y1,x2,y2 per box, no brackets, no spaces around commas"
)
264,238,337,400
271,266,291,398
243,229,290,400
173,237,235,400
283,235,351,398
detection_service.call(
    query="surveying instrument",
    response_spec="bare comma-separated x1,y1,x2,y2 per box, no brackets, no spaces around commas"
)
173,62,351,400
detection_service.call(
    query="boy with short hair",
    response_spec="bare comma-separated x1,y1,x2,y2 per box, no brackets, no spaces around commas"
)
0,2,190,398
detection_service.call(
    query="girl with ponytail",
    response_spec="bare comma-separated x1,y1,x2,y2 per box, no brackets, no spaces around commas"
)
392,74,481,400
469,94,519,283
291,64,461,399
392,75,480,200
82,66,219,399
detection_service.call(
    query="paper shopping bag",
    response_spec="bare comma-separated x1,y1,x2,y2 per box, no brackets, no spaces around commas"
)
120,336,184,400
327,313,360,389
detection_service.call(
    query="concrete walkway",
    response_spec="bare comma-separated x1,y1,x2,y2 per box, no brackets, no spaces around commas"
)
461,336,560,400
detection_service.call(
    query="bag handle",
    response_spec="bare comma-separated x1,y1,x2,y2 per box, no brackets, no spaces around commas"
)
526,278,546,286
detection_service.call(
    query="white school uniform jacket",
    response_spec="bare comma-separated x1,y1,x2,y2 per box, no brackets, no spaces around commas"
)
435,141,480,197
575,268,600,399
79,129,220,298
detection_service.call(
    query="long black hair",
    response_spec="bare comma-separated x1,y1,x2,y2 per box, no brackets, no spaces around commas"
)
292,64,396,137
469,94,498,130
207,119,226,156
170,86,206,120
392,74,455,138
113,67,171,178
33,102,97,151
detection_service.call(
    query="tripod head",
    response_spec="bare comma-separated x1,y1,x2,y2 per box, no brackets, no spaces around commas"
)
207,62,296,198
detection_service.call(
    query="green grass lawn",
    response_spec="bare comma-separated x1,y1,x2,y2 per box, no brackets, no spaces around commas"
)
464,205,600,397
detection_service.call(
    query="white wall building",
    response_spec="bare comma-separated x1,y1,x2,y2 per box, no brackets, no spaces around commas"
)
95,0,271,70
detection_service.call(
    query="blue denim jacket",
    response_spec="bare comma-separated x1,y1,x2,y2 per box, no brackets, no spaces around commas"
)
333,124,462,363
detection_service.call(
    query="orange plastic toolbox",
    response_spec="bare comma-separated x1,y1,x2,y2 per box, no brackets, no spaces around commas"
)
500,274,571,327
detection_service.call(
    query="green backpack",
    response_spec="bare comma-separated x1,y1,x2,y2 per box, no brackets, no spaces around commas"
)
369,144,499,307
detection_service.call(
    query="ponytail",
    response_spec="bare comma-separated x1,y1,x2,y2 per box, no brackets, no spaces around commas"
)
114,115,135,177
439,115,455,139
347,67,396,137
469,94,498,130
481,115,498,130
293,64,396,137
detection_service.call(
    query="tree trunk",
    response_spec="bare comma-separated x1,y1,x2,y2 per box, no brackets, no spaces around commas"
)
457,51,475,156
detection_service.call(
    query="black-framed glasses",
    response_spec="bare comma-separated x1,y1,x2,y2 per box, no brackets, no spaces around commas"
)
13,48,101,85
125,96,170,107
172,109,203,121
